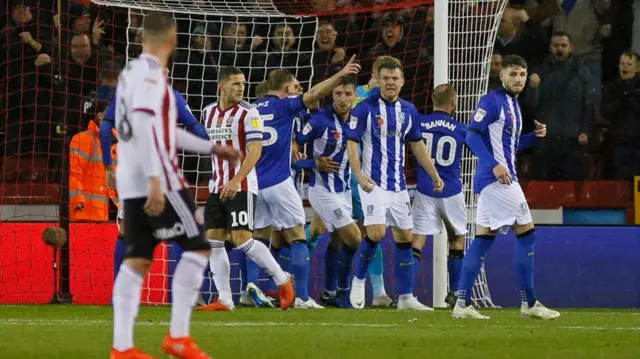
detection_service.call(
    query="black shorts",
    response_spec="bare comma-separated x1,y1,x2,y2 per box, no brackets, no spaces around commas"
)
205,191,256,231
123,189,209,260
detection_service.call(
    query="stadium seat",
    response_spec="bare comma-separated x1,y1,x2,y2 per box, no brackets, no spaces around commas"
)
524,181,578,209
577,181,633,208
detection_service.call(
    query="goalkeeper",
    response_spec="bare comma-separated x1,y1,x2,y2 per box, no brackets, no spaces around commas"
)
100,86,208,280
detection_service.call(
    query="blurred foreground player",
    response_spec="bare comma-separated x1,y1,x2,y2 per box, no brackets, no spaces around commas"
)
346,61,443,310
411,84,467,307
100,54,208,282
111,12,239,359
196,67,294,312
454,54,559,320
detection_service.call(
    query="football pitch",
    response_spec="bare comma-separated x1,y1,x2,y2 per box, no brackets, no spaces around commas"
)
1,305,638,358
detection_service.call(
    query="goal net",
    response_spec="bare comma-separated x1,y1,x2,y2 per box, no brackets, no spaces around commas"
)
0,0,504,308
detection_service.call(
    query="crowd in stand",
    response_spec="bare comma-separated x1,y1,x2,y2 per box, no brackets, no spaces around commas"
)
0,0,638,196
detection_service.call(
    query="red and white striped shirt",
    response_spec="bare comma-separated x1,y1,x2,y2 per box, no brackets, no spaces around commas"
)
115,53,186,200
202,101,262,195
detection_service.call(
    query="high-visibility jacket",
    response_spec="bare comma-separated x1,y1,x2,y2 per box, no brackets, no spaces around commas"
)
69,120,119,221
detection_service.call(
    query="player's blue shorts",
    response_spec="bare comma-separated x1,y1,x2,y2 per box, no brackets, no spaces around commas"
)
351,175,364,221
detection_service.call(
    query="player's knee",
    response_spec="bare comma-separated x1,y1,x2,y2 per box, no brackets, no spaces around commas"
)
390,228,412,244
412,234,427,250
123,258,152,275
449,234,465,249
337,223,361,248
206,229,227,241
514,223,535,236
365,225,386,242
231,229,253,247
283,225,305,243
254,227,271,241
475,225,496,236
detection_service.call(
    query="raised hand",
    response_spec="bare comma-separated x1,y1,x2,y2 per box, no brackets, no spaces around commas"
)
339,55,361,77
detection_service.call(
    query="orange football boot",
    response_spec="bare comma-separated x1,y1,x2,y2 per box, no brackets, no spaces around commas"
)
161,334,212,359
196,300,233,312
278,273,295,311
110,347,157,359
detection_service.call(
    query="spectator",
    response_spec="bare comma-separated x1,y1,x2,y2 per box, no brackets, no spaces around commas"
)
495,7,549,68
365,12,431,110
173,22,218,114
526,31,592,180
600,51,640,180
312,20,347,84
488,52,503,91
61,33,99,136
69,100,117,221
551,0,611,99
0,0,55,160
266,24,312,89
218,22,264,68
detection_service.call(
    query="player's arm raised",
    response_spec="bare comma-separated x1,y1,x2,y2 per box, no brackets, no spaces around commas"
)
302,55,360,109
220,109,263,200
408,112,443,192
345,104,375,192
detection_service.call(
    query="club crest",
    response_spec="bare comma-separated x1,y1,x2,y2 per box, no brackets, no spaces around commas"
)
334,208,343,220
367,205,374,216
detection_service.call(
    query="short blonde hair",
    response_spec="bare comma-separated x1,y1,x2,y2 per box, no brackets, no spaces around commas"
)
431,84,457,107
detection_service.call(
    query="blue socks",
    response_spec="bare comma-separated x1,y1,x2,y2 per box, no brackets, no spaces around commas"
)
457,235,495,305
394,242,414,296
113,235,125,281
337,244,356,290
448,249,464,292
515,229,537,307
354,236,379,280
290,240,310,301
325,244,339,293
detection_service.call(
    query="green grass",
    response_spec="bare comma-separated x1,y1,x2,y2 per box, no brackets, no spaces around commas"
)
0,305,639,359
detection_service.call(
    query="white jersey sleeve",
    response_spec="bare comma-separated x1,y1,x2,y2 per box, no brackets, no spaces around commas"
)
115,56,184,199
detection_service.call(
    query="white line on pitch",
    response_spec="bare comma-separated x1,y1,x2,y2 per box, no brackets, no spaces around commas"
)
2,319,640,331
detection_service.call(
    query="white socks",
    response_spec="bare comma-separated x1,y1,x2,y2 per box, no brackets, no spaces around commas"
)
112,264,143,351
208,239,232,306
169,251,208,339
238,238,288,286
370,274,387,298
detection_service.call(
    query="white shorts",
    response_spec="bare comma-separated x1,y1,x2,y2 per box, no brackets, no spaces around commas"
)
476,182,533,234
358,185,412,230
308,185,354,232
412,192,468,236
255,178,306,230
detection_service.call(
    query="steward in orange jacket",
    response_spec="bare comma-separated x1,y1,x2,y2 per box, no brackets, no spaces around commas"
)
69,111,119,221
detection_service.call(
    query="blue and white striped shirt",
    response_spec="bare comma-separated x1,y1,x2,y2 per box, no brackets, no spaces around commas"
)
297,107,351,193
346,94,422,192
469,88,523,193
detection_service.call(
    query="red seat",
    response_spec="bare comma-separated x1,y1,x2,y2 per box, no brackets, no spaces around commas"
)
577,181,633,208
524,181,577,209
0,183,60,205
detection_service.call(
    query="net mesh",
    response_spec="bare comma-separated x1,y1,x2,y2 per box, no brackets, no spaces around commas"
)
0,0,504,307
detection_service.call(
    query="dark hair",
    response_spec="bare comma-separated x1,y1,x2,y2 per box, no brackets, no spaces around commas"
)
336,76,357,90
143,11,176,38
377,60,403,76
621,50,640,62
99,60,122,83
219,66,244,82
431,84,457,107
317,20,333,28
267,69,295,91
501,54,528,69
551,30,572,43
